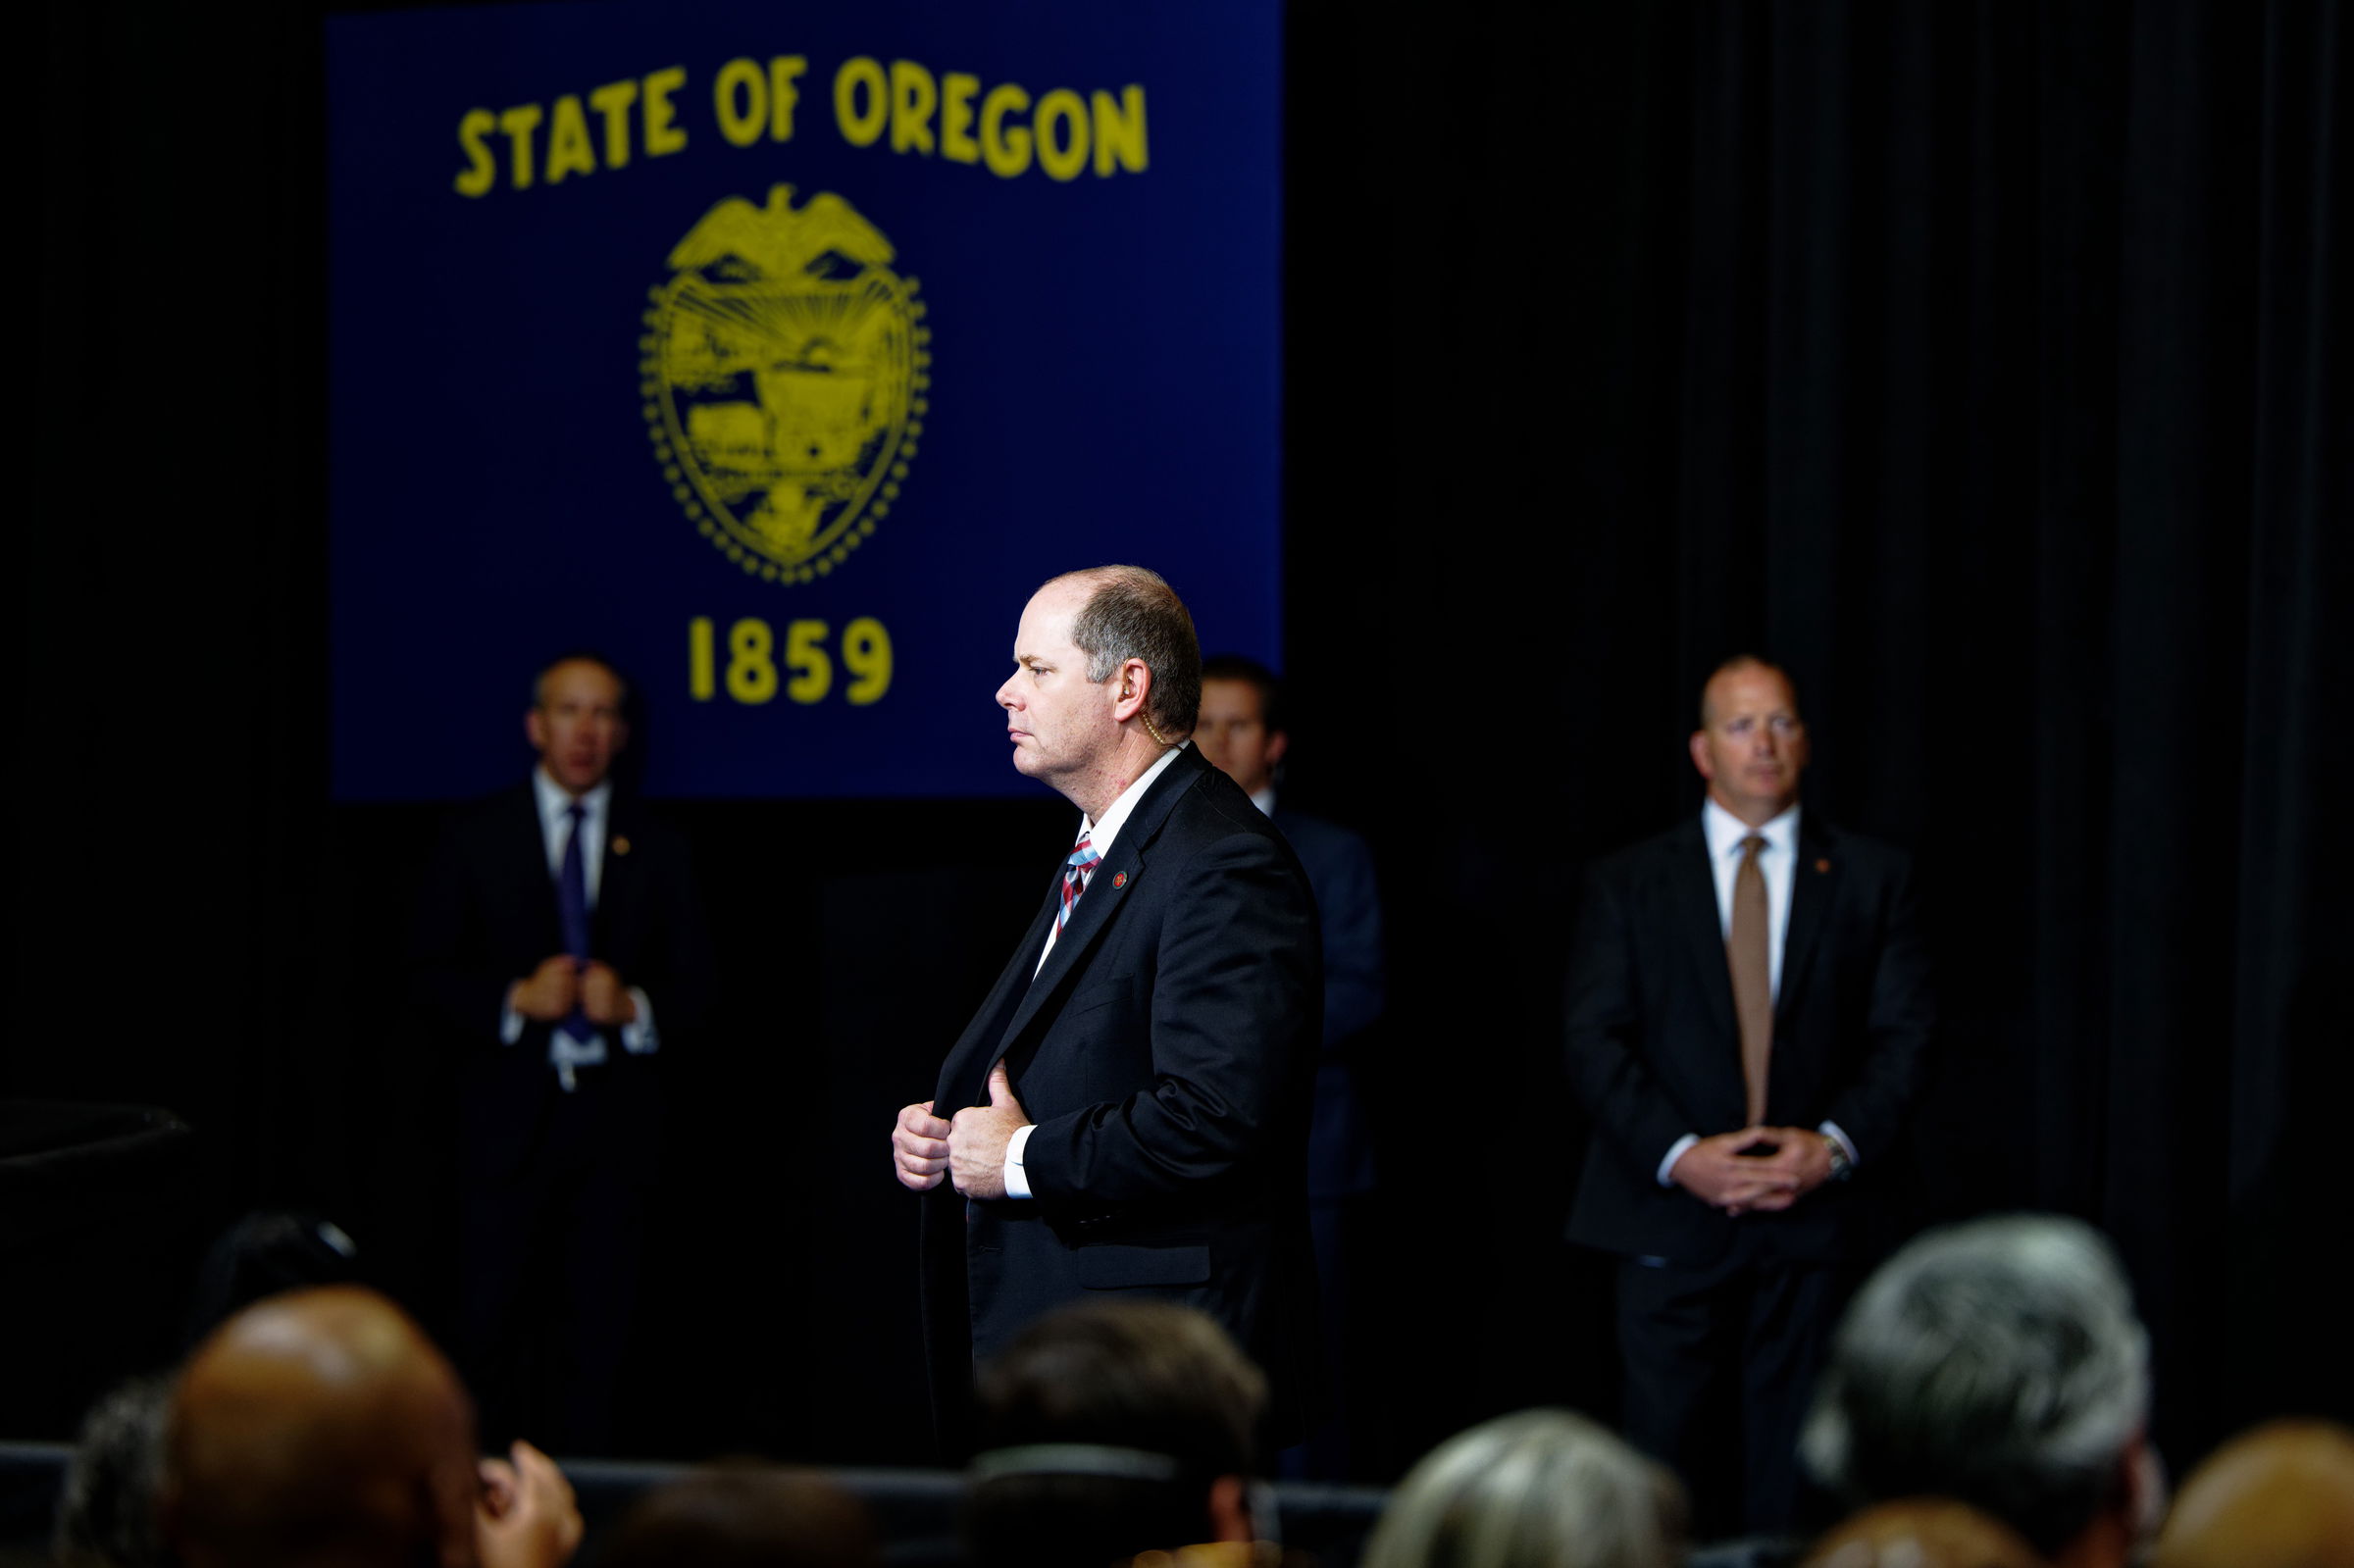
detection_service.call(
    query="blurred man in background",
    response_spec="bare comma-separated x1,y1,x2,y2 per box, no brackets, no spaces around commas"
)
1195,653,1383,1476
413,653,715,1453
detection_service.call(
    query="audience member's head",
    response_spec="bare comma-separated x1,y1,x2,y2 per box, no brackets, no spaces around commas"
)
1800,1499,2048,1568
160,1284,579,1568
2151,1418,2354,1568
53,1374,174,1568
1802,1216,2157,1568
598,1467,881,1568
1360,1408,1686,1568
182,1210,363,1350
964,1299,1266,1568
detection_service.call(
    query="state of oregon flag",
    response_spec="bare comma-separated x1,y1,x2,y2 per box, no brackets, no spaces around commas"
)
328,1,1282,801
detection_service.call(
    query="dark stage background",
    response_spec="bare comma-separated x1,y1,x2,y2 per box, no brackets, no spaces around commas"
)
17,0,2347,1488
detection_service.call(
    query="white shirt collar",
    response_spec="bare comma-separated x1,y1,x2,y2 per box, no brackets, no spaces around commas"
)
534,767,611,823
1248,785,1278,819
1703,795,1800,860
1079,742,1189,856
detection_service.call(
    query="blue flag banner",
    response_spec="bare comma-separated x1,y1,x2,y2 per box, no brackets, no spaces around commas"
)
327,1,1282,800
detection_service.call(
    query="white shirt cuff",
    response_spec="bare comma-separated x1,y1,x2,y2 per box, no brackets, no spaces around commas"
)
620,987,658,1054
499,988,525,1045
1818,1120,1858,1166
1658,1133,1700,1188
1003,1123,1036,1199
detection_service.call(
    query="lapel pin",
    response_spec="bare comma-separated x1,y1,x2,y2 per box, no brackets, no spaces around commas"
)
1111,871,1127,888
613,835,632,857
1815,857,1830,873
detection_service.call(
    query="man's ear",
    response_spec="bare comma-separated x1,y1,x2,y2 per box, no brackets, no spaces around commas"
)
1205,1474,1253,1544
1112,658,1152,723
1688,730,1714,780
525,709,548,753
2120,1433,2169,1543
1265,730,1290,772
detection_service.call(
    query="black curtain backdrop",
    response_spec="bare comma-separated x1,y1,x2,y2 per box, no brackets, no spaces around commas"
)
18,0,2347,1488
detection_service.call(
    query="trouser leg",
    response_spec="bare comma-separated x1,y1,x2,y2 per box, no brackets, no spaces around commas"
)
1737,1257,1843,1535
1616,1255,1743,1540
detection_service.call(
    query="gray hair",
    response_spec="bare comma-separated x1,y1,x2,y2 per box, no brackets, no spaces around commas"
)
1362,1409,1686,1568
1801,1214,2151,1557
55,1375,173,1568
1049,566,1201,737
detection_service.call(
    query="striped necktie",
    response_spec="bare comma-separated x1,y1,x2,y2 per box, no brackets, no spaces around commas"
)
1057,835,1100,936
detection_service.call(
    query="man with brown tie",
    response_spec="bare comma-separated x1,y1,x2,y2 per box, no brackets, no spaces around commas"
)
1564,656,1934,1538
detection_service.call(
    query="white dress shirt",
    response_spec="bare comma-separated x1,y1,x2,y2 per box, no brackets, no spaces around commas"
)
1657,799,1856,1185
499,769,656,1085
1005,742,1190,1197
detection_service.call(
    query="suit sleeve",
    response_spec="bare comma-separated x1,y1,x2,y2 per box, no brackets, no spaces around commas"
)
1563,862,1695,1177
408,823,517,1046
1817,852,1934,1163
1018,830,1321,1204
1315,830,1386,1046
632,826,719,1041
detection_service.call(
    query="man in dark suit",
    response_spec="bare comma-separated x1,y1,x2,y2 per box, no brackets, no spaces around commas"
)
891,568,1323,1454
1564,656,1932,1537
412,653,715,1454
1195,654,1382,1476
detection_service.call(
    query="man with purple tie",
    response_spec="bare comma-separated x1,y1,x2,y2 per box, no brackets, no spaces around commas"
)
413,654,715,1455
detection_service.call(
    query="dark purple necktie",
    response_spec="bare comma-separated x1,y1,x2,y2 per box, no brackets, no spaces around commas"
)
557,800,594,1042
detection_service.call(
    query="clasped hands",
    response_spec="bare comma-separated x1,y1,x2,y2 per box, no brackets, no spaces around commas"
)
510,954,638,1026
1669,1126,1834,1216
893,1061,1030,1200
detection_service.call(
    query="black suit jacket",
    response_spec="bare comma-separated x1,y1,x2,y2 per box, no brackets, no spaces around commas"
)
1563,811,1932,1267
920,745,1323,1439
411,783,716,1180
1270,806,1384,1201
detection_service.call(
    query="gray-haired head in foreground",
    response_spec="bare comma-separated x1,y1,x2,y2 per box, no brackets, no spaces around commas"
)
54,1374,173,1568
1048,565,1202,739
1801,1214,2150,1558
1361,1408,1687,1568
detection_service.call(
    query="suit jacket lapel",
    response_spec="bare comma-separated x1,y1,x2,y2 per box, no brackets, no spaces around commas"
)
512,785,565,952
593,794,639,940
1776,816,1835,1027
994,748,1203,1052
935,869,1062,1112
1674,817,1739,1039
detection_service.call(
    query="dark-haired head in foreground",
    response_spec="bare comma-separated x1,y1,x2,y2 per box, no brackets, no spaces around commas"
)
964,1299,1265,1568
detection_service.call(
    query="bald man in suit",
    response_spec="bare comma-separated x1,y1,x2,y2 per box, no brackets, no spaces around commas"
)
1565,657,1933,1536
892,567,1322,1453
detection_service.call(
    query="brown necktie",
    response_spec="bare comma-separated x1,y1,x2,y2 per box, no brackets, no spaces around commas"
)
1728,835,1772,1127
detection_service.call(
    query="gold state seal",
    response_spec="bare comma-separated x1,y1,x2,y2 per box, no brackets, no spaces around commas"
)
643,184,928,582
